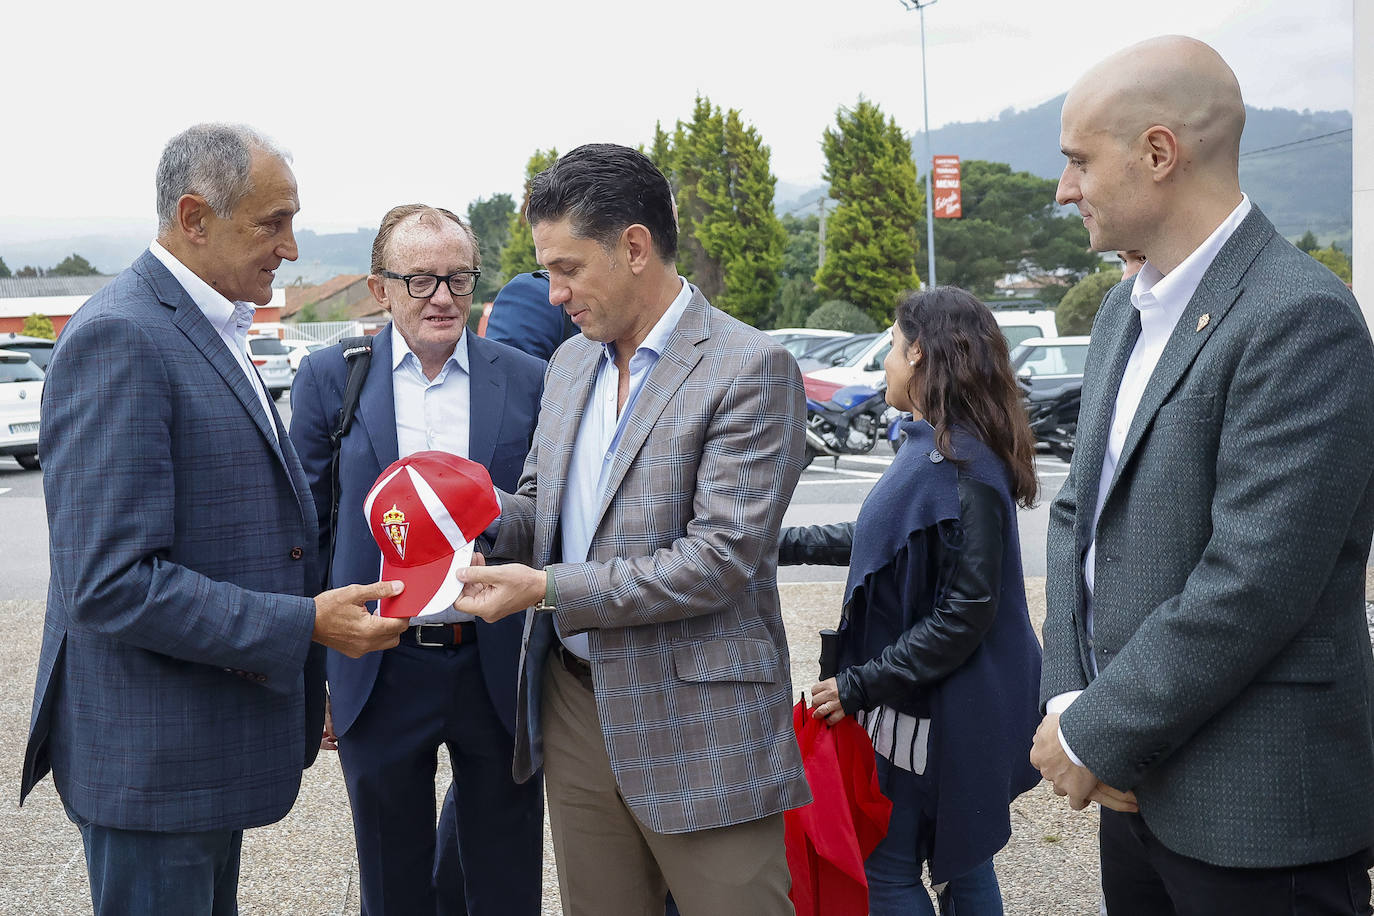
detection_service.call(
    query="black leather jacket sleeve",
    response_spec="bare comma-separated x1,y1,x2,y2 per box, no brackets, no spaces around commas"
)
778,522,855,566
837,476,1006,713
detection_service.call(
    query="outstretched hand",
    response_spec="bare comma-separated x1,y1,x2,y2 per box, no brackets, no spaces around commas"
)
313,580,410,658
453,554,547,623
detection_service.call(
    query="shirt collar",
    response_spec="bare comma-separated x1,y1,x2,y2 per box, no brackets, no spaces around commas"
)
601,277,693,364
391,323,469,376
1130,193,1252,316
148,238,254,342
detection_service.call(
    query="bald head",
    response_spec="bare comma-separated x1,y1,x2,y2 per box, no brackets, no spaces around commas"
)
1067,36,1246,172
1056,36,1247,271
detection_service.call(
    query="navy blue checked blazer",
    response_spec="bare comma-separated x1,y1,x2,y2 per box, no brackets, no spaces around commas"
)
22,250,324,833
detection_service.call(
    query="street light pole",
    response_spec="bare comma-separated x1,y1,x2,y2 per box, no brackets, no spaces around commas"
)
899,0,938,289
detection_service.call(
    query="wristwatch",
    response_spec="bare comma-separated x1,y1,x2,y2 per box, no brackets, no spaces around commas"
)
532,571,557,613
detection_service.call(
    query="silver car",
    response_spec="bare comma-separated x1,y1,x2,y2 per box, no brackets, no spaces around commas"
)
0,349,43,470
247,336,293,400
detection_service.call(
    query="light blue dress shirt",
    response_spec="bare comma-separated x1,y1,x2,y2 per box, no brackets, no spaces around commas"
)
556,279,694,659
391,324,473,624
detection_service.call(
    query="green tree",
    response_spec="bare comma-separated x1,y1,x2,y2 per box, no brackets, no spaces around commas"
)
466,193,515,302
1056,268,1124,335
15,265,41,278
648,121,675,175
774,213,821,328
499,148,559,278
1295,230,1321,253
920,160,1096,297
816,99,922,326
1310,244,1352,284
667,96,786,327
49,253,100,276
0,256,10,278
807,299,879,334
21,313,57,340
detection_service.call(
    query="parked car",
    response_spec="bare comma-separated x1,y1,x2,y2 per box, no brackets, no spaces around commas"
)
246,336,293,399
0,349,43,470
986,300,1059,350
765,328,851,355
1,332,56,371
796,332,878,373
806,306,1060,390
280,338,327,373
1009,335,1090,396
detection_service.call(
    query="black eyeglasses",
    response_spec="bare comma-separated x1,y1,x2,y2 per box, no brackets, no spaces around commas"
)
380,270,481,298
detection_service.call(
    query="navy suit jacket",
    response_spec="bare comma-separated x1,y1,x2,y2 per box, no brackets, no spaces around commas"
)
289,326,545,738
22,250,324,833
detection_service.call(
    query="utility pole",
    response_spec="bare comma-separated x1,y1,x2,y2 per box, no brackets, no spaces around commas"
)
899,0,938,289
817,197,828,269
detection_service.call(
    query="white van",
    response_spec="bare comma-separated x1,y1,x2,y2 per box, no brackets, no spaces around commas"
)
805,304,1058,389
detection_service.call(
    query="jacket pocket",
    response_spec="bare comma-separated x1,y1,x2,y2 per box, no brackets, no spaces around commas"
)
1154,394,1215,429
1254,636,1337,684
672,637,780,684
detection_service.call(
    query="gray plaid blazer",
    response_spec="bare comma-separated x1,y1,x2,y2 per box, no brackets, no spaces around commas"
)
492,286,812,834
1040,207,1374,868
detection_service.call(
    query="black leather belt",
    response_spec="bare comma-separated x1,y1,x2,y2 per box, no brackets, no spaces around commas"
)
400,622,477,648
555,643,594,690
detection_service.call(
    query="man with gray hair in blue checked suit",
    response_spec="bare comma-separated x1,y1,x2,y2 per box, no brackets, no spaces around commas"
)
22,123,409,915
1033,37,1374,915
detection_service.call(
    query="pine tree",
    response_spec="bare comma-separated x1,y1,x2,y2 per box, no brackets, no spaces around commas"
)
815,99,922,327
466,193,515,302
0,256,10,279
498,148,559,278
669,97,785,327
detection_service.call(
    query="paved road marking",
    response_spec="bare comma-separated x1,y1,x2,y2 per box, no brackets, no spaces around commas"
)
801,465,884,479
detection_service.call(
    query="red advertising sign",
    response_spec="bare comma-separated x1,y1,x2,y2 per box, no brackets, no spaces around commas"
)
932,155,962,219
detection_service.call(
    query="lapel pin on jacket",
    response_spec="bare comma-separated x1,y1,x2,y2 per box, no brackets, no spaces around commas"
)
363,451,499,619
1196,314,1211,332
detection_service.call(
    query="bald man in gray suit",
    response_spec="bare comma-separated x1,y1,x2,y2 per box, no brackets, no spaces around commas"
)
1033,36,1374,915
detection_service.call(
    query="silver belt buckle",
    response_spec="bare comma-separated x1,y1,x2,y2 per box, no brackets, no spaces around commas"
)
415,624,445,648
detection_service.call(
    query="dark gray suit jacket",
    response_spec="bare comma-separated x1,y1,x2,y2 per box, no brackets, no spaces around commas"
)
1041,207,1374,868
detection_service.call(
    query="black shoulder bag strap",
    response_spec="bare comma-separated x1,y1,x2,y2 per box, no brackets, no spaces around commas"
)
326,336,374,578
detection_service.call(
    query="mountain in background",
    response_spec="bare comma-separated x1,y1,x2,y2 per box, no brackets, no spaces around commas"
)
3,98,1354,283
778,95,1354,250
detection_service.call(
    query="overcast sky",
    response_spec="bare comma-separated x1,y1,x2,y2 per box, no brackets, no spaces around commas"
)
0,0,1353,242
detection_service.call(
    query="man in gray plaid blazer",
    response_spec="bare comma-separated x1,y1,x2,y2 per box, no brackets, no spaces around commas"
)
455,144,810,916
1032,38,1374,914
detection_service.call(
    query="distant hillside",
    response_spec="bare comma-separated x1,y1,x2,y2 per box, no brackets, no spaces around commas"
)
780,97,1353,250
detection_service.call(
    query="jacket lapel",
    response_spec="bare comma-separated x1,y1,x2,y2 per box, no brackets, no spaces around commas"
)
592,290,708,529
466,334,506,470
1073,290,1139,552
136,252,288,470
1102,208,1273,501
356,324,399,471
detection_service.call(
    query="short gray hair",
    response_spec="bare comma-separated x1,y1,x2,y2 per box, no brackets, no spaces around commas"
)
155,123,291,231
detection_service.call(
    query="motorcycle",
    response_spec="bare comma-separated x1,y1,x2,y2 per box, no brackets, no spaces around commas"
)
1022,379,1081,463
803,383,890,468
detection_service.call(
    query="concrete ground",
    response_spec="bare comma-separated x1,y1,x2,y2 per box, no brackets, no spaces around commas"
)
4,574,1371,914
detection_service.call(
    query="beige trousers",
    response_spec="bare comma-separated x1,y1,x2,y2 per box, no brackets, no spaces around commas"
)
540,649,795,916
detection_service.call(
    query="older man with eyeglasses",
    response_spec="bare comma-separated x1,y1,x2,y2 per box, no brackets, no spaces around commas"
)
290,204,547,915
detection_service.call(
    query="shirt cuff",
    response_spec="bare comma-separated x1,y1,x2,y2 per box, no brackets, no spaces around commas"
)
1046,690,1086,768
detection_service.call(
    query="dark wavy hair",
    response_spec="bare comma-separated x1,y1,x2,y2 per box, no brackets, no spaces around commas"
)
525,143,678,262
895,286,1038,507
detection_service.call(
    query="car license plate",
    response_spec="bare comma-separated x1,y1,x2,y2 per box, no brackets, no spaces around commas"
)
9,422,38,435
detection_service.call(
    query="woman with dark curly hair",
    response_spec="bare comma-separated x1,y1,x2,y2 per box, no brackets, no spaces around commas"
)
781,286,1044,915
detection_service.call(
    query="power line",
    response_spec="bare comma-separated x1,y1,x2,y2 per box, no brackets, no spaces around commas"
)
1240,128,1351,159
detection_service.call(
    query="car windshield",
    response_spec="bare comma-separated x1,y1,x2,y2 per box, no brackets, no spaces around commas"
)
1015,344,1089,377
1001,325,1045,349
249,337,289,356
824,334,878,364
0,357,44,382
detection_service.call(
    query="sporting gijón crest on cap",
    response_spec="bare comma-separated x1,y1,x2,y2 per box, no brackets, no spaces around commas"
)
363,451,500,619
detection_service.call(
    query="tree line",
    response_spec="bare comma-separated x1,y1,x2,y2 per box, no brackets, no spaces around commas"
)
0,253,102,280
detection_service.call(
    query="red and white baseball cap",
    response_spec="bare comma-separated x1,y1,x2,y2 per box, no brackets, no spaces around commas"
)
364,451,500,619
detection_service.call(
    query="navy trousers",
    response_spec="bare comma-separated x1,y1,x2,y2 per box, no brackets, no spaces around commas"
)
65,803,242,915
338,638,543,916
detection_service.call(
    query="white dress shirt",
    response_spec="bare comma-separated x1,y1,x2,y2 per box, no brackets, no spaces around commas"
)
555,278,693,660
390,324,475,624
1051,195,1252,765
148,240,277,438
